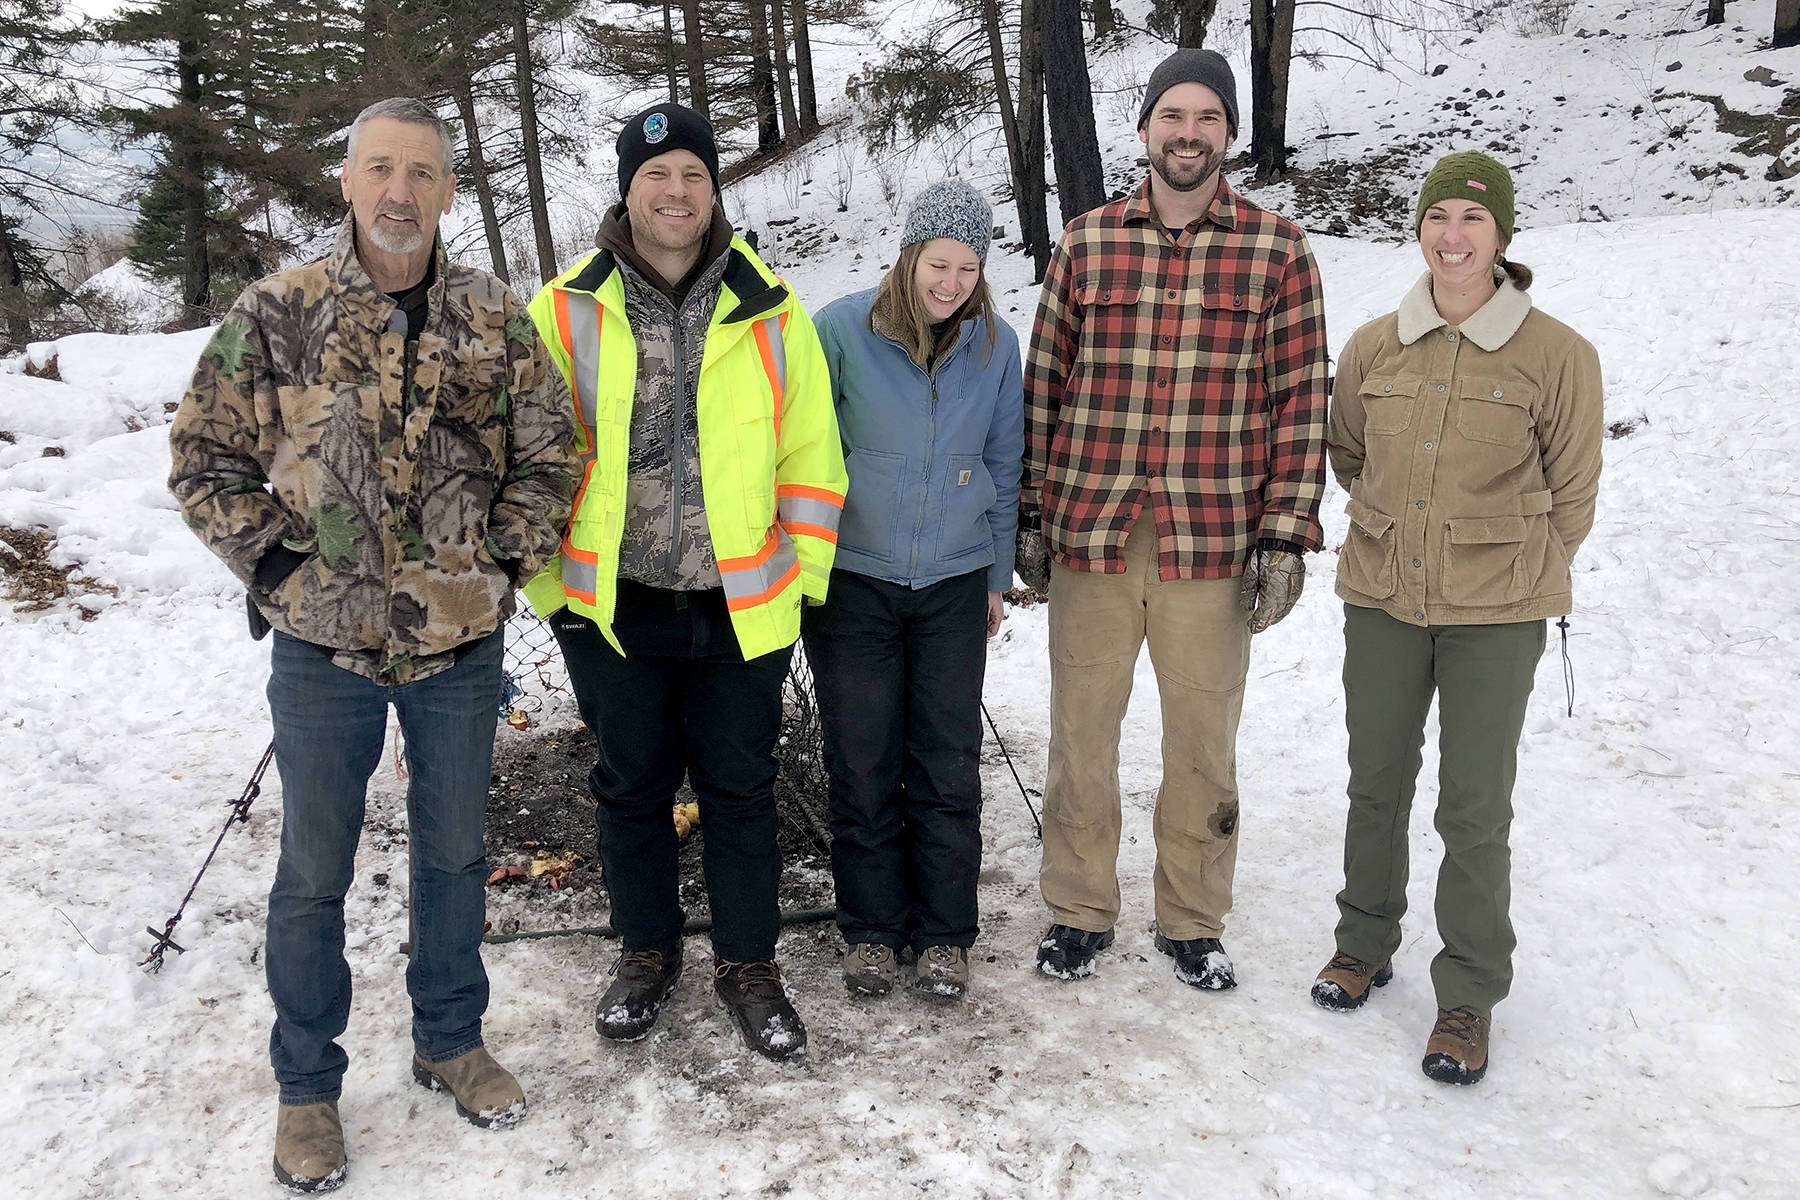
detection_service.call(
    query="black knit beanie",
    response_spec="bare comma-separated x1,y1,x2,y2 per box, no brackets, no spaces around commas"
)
616,103,720,197
1138,49,1239,138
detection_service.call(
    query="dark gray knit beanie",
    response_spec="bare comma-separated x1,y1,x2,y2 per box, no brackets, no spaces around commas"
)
1138,49,1239,137
899,179,992,266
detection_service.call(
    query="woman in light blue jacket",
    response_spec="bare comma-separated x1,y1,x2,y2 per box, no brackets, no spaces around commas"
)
803,179,1024,1003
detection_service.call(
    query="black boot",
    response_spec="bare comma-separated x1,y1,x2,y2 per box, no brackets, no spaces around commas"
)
1154,932,1237,991
594,945,682,1042
713,959,807,1060
1035,924,1115,980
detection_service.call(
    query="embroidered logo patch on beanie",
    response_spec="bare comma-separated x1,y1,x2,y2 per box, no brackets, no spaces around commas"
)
644,113,668,144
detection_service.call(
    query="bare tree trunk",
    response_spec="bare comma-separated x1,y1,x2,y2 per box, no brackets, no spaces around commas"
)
663,2,679,101
513,0,557,282
771,0,799,139
1042,0,1105,228
982,0,1026,210
1092,0,1114,37
749,0,779,150
1705,0,1724,25
452,78,512,283
792,0,817,132
681,0,709,120
1776,0,1799,47
176,31,210,326
1248,0,1295,181
0,199,30,350
1017,0,1051,278
1181,0,1218,45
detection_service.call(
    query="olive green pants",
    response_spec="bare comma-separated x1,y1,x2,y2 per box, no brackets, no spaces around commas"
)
1335,603,1546,1016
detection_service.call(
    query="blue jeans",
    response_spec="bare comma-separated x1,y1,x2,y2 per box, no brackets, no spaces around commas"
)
264,630,502,1105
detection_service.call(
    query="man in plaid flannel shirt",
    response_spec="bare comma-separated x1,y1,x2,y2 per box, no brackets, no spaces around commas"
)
1018,49,1328,989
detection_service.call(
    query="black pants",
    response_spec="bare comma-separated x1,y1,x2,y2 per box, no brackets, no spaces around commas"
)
802,569,987,952
550,581,792,962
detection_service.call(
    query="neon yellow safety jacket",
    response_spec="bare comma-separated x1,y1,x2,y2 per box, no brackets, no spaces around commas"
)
523,238,847,659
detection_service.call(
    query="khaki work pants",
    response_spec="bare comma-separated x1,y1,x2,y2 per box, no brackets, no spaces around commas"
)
1040,515,1251,939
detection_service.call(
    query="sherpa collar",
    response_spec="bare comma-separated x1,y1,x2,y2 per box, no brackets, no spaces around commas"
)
1397,271,1532,351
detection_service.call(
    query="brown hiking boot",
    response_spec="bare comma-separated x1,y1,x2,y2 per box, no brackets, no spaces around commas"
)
842,942,898,997
595,944,683,1040
411,1046,528,1128
272,1101,345,1193
714,959,807,1060
913,945,970,1001
1422,1008,1491,1085
1311,951,1394,1012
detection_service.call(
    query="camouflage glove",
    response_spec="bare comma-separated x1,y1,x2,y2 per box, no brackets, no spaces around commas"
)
1015,518,1050,593
1239,544,1305,634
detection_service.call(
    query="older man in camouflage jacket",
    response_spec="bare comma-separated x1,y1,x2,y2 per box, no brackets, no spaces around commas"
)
169,98,577,1193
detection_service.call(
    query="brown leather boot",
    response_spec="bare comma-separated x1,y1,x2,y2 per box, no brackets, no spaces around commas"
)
1422,1008,1491,1085
411,1046,528,1128
1310,951,1394,1012
272,1101,346,1193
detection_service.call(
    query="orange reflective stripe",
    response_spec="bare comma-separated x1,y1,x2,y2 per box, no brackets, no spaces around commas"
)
775,483,845,507
753,318,784,441
782,521,839,544
724,559,801,612
717,527,780,573
552,288,574,358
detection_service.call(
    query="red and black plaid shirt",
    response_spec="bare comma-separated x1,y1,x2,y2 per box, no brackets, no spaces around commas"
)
1023,177,1328,578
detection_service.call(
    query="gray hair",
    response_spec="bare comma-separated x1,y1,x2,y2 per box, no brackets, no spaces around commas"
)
346,97,456,174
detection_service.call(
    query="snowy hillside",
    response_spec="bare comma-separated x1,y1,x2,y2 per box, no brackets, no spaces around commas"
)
4,1,1800,1196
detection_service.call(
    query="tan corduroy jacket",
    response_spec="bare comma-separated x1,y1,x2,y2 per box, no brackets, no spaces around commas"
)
1326,273,1603,626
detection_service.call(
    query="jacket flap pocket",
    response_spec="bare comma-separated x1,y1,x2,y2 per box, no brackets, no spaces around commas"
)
1200,288,1273,315
1461,379,1533,408
1078,283,1141,306
1359,377,1422,399
1520,489,1553,517
1446,515,1527,545
1345,497,1394,537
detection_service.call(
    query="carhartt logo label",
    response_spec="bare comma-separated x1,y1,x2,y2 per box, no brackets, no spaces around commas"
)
958,470,972,486
644,113,669,144
1466,179,1487,191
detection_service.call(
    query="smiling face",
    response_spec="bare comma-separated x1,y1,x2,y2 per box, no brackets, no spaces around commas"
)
911,238,982,323
625,149,714,258
340,116,455,262
1419,197,1504,296
1139,81,1233,194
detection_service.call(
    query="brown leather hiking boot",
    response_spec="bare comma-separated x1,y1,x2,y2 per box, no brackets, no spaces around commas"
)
842,942,898,997
1422,1008,1491,1085
272,1101,345,1193
714,959,807,1060
411,1046,528,1128
1311,951,1394,1012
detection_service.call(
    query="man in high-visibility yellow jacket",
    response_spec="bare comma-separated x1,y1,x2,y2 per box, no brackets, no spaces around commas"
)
526,103,845,1061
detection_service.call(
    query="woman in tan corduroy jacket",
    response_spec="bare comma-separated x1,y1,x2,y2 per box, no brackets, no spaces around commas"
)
1310,152,1604,1087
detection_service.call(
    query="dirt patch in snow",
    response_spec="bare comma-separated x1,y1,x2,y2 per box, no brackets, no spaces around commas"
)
0,525,116,618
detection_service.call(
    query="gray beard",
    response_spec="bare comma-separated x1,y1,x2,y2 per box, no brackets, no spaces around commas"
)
367,220,424,255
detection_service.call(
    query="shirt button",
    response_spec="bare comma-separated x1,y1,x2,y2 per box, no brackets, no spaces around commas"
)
1233,296,1244,308
1162,334,1172,344
1412,558,1423,568
1414,611,1425,620
1447,332,1458,342
1158,379,1168,388
1493,389,1505,398
1436,384,1447,393
1167,289,1177,299
1384,384,1394,393
1423,441,1434,450
1416,500,1426,510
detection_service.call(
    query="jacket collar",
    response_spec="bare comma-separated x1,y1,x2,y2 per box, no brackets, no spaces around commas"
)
1398,271,1533,351
868,285,972,372
560,237,788,326
1122,176,1240,233
326,213,449,332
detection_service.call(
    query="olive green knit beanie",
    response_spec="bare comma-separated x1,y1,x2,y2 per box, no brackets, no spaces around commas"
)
1414,151,1516,243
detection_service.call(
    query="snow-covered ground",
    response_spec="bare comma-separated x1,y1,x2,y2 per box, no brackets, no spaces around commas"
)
5,2,1800,1196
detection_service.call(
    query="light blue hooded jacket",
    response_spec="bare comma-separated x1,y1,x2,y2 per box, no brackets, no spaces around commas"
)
814,286,1024,593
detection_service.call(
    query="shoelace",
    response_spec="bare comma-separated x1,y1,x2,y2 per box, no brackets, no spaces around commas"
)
922,946,961,973
611,949,669,982
1435,1008,1484,1045
1324,951,1377,976
715,958,784,1002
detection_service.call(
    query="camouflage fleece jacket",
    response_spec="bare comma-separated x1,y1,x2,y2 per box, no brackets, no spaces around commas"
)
169,216,579,685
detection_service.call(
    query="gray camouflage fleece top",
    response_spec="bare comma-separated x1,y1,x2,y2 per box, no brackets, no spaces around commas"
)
169,215,579,684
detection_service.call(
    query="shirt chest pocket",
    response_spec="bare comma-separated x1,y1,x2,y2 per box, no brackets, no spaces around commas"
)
1193,287,1274,375
1073,284,1142,365
1358,376,1422,437
1455,380,1536,447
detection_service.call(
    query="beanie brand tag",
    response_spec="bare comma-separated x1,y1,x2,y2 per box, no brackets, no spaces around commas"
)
1466,179,1487,191
644,113,669,144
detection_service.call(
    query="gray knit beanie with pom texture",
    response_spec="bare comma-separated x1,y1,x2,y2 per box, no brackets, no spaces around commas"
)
899,179,992,266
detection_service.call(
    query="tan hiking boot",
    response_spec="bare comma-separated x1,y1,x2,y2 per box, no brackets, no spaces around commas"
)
411,1046,528,1128
1422,1008,1491,1085
842,942,898,997
272,1101,345,1193
1311,951,1394,1012
914,945,970,1001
